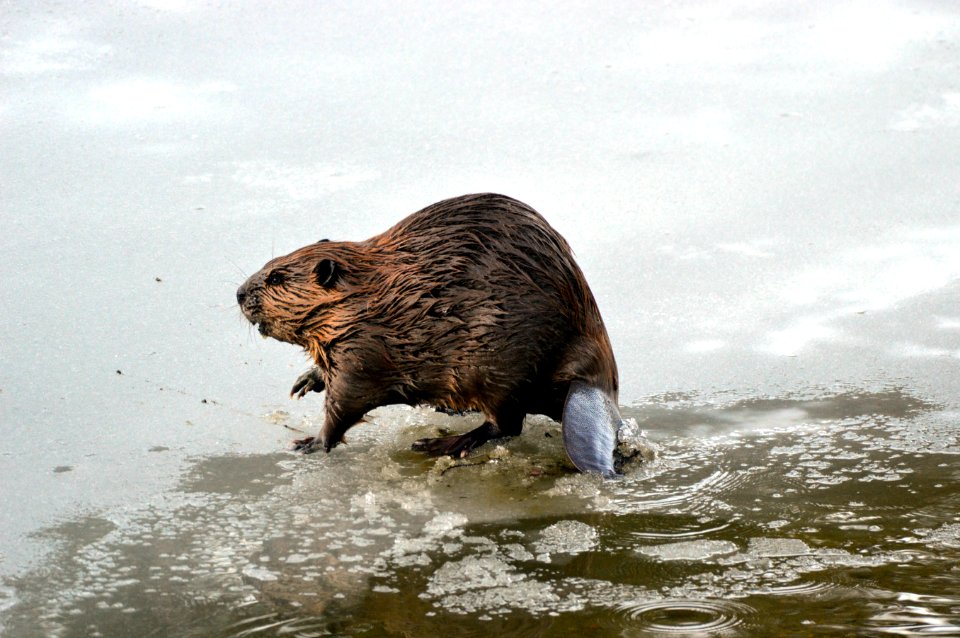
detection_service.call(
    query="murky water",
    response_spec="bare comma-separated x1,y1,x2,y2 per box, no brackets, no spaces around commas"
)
3,386,957,636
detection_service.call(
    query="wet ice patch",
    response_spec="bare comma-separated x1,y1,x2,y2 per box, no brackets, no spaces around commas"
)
232,161,379,200
651,107,733,147
684,339,727,354
423,556,560,617
423,512,468,537
936,316,960,330
912,523,960,549
427,556,517,594
812,3,939,70
3,387,957,633
617,418,659,467
82,79,237,123
716,240,776,259
638,539,739,561
760,316,839,357
241,565,278,583
134,0,202,12
382,511,470,567
1,23,111,76
891,92,960,132
742,537,811,558
763,226,960,356
533,521,598,557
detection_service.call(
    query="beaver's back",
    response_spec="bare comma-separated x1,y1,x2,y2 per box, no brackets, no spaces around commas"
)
359,193,616,415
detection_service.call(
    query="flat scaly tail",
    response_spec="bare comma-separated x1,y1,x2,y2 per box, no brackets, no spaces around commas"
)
561,380,622,478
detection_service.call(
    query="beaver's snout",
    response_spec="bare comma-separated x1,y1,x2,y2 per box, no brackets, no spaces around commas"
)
236,279,262,326
236,280,252,316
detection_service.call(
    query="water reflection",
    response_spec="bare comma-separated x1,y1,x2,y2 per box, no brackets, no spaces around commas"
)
2,385,958,636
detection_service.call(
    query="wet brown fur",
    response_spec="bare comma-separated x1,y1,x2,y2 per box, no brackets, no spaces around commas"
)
238,193,618,453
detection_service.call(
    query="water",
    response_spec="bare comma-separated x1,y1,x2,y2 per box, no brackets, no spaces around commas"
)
3,387,958,636
3,2,960,636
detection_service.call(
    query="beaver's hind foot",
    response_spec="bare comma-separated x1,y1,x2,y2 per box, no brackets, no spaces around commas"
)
412,422,501,459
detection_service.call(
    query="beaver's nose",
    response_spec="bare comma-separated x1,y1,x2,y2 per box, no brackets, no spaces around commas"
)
236,286,247,306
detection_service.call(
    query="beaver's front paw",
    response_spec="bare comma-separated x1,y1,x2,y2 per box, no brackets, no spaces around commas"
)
291,436,321,453
290,367,325,399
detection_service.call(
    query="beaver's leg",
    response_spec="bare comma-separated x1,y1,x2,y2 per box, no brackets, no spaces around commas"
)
412,409,524,458
288,369,328,451
292,397,368,454
290,367,325,399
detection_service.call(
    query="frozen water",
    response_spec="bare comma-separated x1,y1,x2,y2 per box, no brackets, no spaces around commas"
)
638,539,739,562
533,521,600,556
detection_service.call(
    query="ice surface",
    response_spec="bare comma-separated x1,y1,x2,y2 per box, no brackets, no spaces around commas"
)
638,539,739,562
533,521,599,556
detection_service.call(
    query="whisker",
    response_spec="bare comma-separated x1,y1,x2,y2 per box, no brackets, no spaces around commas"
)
226,256,248,279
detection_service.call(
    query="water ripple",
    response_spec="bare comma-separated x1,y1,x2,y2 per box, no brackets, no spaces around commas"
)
761,580,838,596
616,598,757,634
632,522,732,540
226,611,329,637
610,468,759,516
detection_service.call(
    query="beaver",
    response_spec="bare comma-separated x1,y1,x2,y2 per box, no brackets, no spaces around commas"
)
237,193,623,476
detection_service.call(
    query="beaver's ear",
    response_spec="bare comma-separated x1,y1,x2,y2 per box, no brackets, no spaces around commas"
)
314,259,340,288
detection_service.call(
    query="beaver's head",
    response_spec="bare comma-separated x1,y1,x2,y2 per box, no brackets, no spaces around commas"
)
237,241,368,362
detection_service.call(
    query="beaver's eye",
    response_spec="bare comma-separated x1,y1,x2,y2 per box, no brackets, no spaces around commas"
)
265,271,285,286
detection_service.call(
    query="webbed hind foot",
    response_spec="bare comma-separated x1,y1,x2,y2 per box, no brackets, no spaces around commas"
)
412,422,499,458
